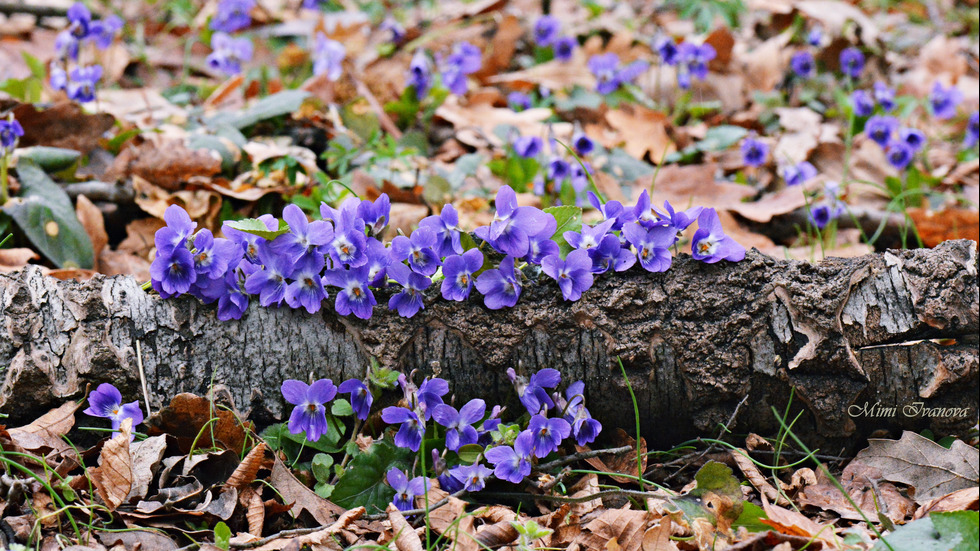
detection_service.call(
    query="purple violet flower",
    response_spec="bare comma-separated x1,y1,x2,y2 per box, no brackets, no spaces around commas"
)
271,204,332,267
151,245,197,297
66,65,102,103
588,53,621,94
386,262,431,318
0,118,24,154
554,36,576,62
84,383,143,438
210,0,254,33
451,463,494,492
441,249,484,301
653,36,680,66
484,431,534,483
524,218,560,264
790,51,814,79
206,32,253,76
533,15,560,47
839,47,864,79
432,399,486,451
312,33,345,81
807,28,823,47
527,414,571,458
192,230,240,279
474,255,521,309
865,115,898,147
284,260,328,314
380,18,405,43
418,204,463,257
851,89,874,118
564,219,614,251
417,377,449,415
898,128,926,152
547,157,571,181
783,161,818,186
364,238,391,287
513,135,543,158
691,208,746,263
562,381,601,446
572,131,595,156
652,200,702,233
323,266,376,319
929,81,962,120
387,468,428,511
873,81,895,112
508,367,560,415
965,112,979,148
244,242,294,307
508,91,532,112
154,204,197,253
541,249,594,301
408,49,432,100
338,379,373,421
442,41,482,95
809,203,833,229
589,234,636,273
282,379,337,442
222,214,277,263
741,136,769,167
885,140,914,170
622,222,674,272
381,407,425,451
357,194,390,236
474,185,552,257
391,227,441,276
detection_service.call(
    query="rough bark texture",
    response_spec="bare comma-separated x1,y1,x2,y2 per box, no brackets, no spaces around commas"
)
2,241,977,450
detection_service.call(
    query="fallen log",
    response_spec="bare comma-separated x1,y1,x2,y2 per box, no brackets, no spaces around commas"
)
1,240,977,450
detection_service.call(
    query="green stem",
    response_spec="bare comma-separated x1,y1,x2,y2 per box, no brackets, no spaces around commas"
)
418,428,431,549
616,357,645,494
0,153,9,206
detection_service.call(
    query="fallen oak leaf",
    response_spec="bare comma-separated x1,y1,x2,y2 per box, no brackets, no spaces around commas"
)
89,418,133,512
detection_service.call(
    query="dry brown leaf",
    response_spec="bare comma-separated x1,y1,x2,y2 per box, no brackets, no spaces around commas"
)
573,508,650,551
908,207,980,247
269,456,344,525
12,101,115,154
387,504,424,551
126,435,169,503
759,493,840,548
913,487,980,519
0,248,39,272
96,529,179,550
567,473,603,517
239,485,265,536
605,106,675,163
488,54,596,91
643,163,757,213
226,442,268,489
731,448,789,506
436,96,573,149
728,185,809,224
97,250,152,280
424,486,471,541
89,420,133,511
796,0,879,45
739,33,792,93
123,141,223,191
118,218,166,258
641,517,679,551
75,195,108,266
133,176,223,228
145,393,252,455
473,15,523,81
7,400,78,453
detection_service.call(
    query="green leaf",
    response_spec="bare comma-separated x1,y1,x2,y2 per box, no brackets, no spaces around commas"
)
457,444,484,464
311,453,335,482
340,102,381,142
544,205,582,255
314,482,335,499
331,399,354,417
22,52,46,79
331,439,414,514
213,521,231,550
872,511,979,551
732,502,769,533
205,90,310,130
696,125,748,152
4,161,94,269
15,147,81,172
224,217,289,241
603,148,655,181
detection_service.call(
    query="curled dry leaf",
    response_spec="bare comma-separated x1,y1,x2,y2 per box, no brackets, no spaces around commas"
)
89,419,133,512
913,486,980,519
119,141,223,191
387,504,424,551
605,106,676,163
225,441,268,489
573,507,650,551
145,393,252,455
641,516,679,551
126,435,170,503
133,176,223,229
269,456,344,526
7,400,78,453
0,248,39,272
759,493,840,549
12,101,115,154
731,448,790,506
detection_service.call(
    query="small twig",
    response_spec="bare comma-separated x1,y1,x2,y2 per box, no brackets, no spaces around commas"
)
534,445,633,472
136,339,152,419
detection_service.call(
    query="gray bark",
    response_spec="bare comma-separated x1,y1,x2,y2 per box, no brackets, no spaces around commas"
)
1,240,977,450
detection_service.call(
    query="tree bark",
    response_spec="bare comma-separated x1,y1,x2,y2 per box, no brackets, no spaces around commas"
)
1,241,977,450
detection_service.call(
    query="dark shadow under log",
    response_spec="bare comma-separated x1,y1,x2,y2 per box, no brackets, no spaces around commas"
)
1,240,977,451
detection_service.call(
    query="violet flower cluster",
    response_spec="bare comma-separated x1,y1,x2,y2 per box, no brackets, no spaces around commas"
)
588,53,649,95
206,32,254,76
150,185,746,321
372,368,602,509
532,15,576,62
0,116,24,156
211,0,254,33
653,37,715,89
864,115,926,171
406,42,482,99
49,2,122,103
